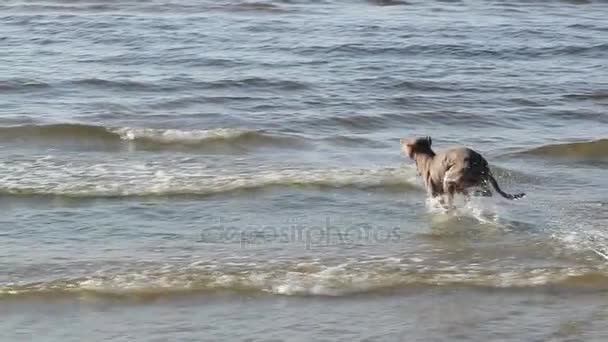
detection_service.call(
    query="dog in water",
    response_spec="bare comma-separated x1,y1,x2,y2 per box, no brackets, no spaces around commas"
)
401,136,525,208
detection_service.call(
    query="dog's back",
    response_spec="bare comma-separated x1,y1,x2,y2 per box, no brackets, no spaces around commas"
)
433,147,489,188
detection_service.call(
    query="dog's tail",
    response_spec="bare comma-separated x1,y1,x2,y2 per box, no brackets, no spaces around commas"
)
487,174,525,200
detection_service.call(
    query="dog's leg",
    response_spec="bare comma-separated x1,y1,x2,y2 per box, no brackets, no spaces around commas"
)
445,185,456,210
462,188,471,205
431,191,447,209
442,174,457,210
437,196,446,208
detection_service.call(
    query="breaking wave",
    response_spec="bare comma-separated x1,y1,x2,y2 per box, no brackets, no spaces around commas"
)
2,260,606,301
0,123,305,150
0,163,418,198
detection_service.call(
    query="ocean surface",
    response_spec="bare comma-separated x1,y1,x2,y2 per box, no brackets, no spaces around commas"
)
1,0,608,340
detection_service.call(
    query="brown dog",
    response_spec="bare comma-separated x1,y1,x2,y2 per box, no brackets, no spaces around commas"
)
401,137,525,208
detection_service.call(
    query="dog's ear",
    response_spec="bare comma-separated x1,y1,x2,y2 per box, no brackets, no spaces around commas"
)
425,136,432,146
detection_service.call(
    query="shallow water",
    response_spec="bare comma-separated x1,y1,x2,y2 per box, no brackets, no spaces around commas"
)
1,0,607,341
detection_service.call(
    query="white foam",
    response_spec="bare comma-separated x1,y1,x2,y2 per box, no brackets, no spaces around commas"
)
425,192,503,226
553,227,608,262
112,127,251,144
3,259,601,298
0,156,417,197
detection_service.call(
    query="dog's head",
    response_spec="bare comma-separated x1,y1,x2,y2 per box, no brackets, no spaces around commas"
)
400,136,432,159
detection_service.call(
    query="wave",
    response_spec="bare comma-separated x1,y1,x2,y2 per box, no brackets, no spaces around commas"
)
563,91,608,101
0,123,117,141
368,0,412,6
219,2,286,13
3,3,117,13
0,76,310,93
0,78,50,92
0,123,305,151
72,78,156,91
4,120,396,151
314,114,392,130
296,42,608,60
112,126,305,149
518,139,608,160
309,111,511,131
2,261,606,301
149,95,259,110
545,109,608,124
73,77,309,92
194,77,309,91
0,162,418,197
323,135,389,148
